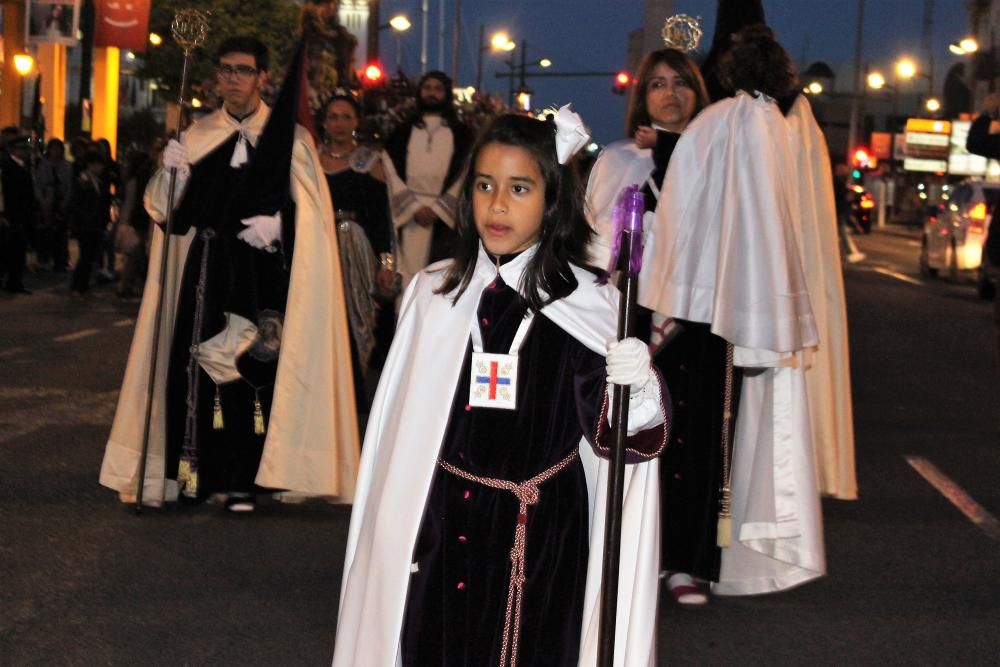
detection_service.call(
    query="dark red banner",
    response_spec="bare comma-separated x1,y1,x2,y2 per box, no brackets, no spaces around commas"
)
93,0,151,52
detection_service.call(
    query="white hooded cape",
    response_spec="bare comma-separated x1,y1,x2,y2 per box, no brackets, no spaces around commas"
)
99,105,360,503
639,91,826,595
333,246,662,666
785,96,858,500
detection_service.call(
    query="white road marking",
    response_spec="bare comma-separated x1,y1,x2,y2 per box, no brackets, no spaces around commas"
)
53,328,100,342
872,267,925,286
906,456,1000,542
0,346,27,359
0,387,119,445
905,240,921,247
112,318,135,328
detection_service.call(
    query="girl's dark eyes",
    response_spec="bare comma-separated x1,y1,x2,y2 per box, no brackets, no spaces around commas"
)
475,181,492,191
512,185,529,194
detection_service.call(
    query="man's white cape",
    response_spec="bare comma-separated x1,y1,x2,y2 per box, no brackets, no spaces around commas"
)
640,91,826,595
785,96,857,500
99,105,360,503
333,247,661,666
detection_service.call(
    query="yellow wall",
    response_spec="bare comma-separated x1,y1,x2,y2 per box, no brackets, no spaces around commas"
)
92,46,119,157
36,43,66,140
0,0,26,128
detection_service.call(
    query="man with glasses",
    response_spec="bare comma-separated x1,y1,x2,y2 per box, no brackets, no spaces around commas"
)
100,36,359,513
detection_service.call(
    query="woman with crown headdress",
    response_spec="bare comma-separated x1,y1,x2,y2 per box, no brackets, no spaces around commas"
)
586,24,725,606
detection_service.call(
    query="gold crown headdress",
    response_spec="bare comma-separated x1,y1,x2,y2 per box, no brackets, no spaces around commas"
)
661,14,703,53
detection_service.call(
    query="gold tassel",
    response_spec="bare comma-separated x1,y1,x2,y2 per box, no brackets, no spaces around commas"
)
253,391,266,435
212,386,224,430
717,484,732,548
177,460,199,498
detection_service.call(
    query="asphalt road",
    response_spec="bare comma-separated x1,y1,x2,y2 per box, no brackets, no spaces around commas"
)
1,229,998,666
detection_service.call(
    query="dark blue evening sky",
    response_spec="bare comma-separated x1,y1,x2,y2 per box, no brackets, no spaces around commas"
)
377,0,971,144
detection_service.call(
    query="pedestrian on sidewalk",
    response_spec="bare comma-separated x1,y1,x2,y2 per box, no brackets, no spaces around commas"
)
34,138,73,272
334,112,669,666
0,129,39,295
68,151,110,296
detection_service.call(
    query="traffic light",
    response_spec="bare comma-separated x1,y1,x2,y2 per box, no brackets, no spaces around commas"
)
612,71,631,95
851,146,877,170
362,62,385,89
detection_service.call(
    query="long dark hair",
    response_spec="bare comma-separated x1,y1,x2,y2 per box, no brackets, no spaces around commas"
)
626,48,709,137
436,113,594,311
719,25,797,100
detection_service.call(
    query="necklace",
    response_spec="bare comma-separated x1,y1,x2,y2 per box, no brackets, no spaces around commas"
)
323,141,356,160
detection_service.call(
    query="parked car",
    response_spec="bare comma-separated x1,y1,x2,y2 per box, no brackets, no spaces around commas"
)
919,179,1000,281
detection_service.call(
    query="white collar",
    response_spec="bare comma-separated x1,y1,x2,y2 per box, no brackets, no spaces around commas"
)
473,241,540,293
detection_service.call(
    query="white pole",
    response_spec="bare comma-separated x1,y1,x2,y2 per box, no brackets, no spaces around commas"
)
438,0,445,71
421,0,429,74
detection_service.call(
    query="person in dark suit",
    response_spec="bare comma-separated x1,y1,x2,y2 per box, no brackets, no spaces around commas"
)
0,130,39,294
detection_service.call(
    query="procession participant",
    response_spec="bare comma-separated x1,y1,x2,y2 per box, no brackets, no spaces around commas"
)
334,111,669,666
587,46,721,606
0,131,38,295
383,70,473,288
699,0,767,103
320,91,395,403
641,26,826,596
704,0,859,501
100,36,359,510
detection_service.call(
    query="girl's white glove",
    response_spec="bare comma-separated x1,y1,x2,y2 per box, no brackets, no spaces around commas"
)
606,337,652,394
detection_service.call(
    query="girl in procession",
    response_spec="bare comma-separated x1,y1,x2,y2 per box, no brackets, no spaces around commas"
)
333,111,670,666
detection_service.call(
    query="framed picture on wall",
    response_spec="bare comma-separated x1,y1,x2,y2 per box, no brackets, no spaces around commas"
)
26,0,81,46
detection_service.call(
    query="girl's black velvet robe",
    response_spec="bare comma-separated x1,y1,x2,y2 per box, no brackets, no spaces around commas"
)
400,276,608,667
164,133,291,497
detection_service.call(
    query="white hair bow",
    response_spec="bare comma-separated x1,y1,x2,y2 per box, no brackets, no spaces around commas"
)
552,104,591,165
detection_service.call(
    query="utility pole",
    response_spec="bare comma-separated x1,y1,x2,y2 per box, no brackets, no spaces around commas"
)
846,0,865,160
451,0,461,83
420,0,429,74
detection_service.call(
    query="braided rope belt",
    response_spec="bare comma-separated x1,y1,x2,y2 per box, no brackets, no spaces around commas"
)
437,450,579,667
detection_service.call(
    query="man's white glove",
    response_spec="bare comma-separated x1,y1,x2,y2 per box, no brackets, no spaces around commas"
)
163,139,191,180
606,337,652,394
237,211,282,252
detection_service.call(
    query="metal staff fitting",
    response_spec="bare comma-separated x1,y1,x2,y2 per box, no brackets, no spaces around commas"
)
134,9,210,514
597,185,646,665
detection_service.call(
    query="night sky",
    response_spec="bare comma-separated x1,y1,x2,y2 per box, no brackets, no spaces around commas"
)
377,0,972,144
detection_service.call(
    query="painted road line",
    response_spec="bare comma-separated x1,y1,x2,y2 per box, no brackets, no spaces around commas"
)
873,267,925,286
905,455,1000,542
905,240,921,247
53,328,100,343
112,318,135,328
0,346,27,359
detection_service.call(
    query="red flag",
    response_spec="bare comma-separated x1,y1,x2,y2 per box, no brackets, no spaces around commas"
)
93,0,151,53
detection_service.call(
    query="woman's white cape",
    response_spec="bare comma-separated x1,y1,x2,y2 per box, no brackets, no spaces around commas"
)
333,247,661,666
785,96,857,500
640,92,826,595
99,107,360,503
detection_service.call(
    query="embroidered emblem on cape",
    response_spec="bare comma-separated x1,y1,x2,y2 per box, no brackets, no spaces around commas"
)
469,352,518,410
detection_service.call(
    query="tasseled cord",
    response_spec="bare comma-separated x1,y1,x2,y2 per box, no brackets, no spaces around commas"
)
212,385,225,430
253,389,266,435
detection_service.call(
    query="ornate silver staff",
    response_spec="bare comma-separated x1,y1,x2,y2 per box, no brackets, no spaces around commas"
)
135,9,210,514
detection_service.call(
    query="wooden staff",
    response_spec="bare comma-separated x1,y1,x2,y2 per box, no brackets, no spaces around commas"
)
134,9,210,514
597,185,646,665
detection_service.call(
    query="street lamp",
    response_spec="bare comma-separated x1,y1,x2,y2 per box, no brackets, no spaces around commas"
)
539,58,552,69
867,71,886,90
949,37,978,55
925,97,941,113
477,28,515,91
380,14,412,71
804,81,824,95
14,53,35,76
895,57,917,80
148,32,163,47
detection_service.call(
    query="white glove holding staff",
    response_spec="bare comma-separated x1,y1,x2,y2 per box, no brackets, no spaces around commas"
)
163,139,191,180
606,337,653,394
238,211,282,252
